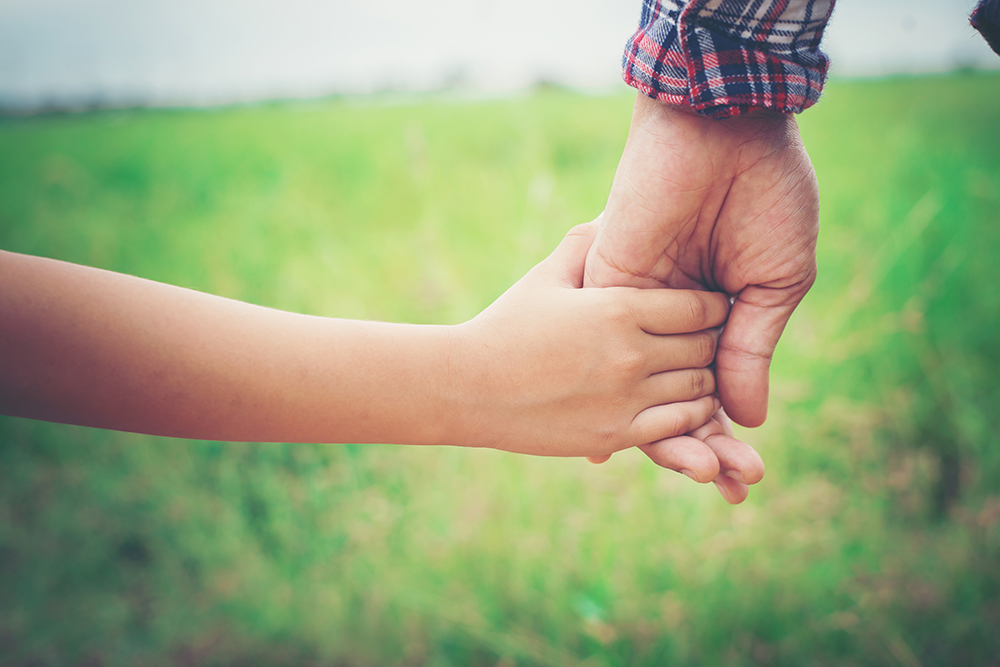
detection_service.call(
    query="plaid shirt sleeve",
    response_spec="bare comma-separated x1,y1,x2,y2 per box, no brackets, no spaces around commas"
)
971,0,1000,55
622,0,835,119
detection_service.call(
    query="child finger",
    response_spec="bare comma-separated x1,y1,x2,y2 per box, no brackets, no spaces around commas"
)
638,435,720,483
642,329,720,373
642,368,716,405
632,395,720,449
532,221,599,287
713,474,750,505
587,454,612,465
625,288,730,335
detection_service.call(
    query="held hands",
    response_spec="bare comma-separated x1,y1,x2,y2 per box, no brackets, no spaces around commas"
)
453,222,764,497
585,95,820,428
576,94,819,501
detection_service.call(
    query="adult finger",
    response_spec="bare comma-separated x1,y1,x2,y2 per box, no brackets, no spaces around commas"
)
712,406,736,435
705,434,765,485
713,474,750,505
624,288,730,335
688,413,765,485
716,286,802,427
639,435,720,483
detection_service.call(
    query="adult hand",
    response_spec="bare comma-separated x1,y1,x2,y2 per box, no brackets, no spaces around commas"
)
586,94,819,428
642,408,762,504
583,94,818,500
587,407,764,504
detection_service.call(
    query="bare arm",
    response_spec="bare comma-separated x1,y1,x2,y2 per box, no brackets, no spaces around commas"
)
0,248,465,446
0,224,737,464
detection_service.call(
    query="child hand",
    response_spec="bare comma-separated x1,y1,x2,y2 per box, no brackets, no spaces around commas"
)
453,222,729,463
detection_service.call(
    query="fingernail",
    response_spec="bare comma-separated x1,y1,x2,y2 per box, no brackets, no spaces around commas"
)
713,396,722,412
680,469,700,482
724,470,747,485
713,480,731,503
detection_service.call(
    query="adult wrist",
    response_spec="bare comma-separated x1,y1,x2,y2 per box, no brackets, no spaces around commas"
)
634,93,799,156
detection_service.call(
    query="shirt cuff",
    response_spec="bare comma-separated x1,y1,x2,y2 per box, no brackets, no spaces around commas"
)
622,0,834,119
971,0,1000,55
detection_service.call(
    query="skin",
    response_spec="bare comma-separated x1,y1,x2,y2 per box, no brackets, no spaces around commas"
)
0,223,762,483
582,94,819,497
586,95,819,425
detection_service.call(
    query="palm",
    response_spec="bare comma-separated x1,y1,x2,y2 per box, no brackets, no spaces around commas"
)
586,95,819,428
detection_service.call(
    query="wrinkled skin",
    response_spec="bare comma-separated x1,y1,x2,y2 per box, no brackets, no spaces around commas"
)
584,94,820,501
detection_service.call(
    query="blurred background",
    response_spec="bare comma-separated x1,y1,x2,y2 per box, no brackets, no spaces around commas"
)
1,1,999,665
1,0,998,110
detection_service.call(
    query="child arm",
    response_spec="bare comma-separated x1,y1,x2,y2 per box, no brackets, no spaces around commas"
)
0,223,727,463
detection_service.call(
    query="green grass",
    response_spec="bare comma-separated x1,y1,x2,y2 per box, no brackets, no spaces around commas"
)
2,73,999,666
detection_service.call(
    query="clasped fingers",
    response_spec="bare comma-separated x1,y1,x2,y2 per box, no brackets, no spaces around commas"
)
640,328,720,375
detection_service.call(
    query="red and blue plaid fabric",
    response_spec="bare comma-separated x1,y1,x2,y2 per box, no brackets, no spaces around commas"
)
622,0,835,119
971,0,1000,55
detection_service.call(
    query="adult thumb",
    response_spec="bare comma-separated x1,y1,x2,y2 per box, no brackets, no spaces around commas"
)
715,287,801,428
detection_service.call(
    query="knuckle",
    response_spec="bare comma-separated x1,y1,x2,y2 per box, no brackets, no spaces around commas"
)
688,398,715,432
607,293,635,327
566,222,597,244
615,347,645,375
695,333,717,366
661,413,683,439
663,404,697,439
595,421,627,453
684,293,709,327
596,291,631,329
688,369,711,397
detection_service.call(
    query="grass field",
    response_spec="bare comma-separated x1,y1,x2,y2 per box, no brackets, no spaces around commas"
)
2,72,999,666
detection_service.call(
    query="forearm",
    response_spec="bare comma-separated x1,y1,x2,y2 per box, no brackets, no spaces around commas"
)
0,250,464,445
1,227,734,461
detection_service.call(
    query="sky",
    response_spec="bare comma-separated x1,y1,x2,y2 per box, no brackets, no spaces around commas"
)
0,0,996,110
